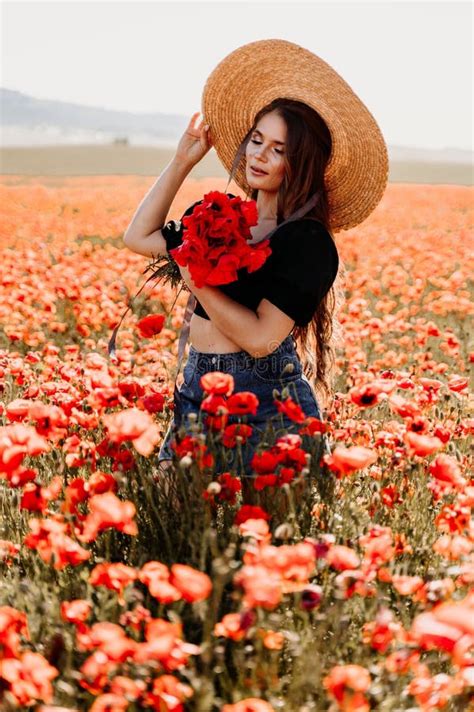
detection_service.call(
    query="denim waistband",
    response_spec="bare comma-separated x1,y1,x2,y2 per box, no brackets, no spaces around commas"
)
187,333,297,374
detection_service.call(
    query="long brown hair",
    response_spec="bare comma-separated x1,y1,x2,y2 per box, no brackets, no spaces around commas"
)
235,98,346,411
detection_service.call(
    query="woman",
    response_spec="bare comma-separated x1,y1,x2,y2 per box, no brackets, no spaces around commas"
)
122,39,388,480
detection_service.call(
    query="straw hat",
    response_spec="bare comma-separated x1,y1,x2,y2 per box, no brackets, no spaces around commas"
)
201,39,389,233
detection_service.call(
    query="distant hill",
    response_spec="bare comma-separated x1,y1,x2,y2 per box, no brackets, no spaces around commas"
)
1,87,188,146
0,87,472,184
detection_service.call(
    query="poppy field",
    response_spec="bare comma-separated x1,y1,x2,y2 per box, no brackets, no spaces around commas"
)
0,175,473,711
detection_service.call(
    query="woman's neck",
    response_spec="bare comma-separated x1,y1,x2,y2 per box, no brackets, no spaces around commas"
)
256,190,278,220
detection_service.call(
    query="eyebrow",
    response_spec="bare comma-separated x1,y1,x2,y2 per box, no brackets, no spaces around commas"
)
252,128,285,146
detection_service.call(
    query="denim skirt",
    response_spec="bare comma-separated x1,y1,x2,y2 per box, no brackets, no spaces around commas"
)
157,334,324,478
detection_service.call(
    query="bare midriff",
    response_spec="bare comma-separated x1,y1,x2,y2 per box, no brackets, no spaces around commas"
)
189,220,276,354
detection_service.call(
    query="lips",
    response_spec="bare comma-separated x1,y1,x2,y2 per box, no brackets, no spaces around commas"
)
250,166,268,175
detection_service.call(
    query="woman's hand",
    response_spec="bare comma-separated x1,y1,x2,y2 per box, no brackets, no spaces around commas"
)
174,112,213,169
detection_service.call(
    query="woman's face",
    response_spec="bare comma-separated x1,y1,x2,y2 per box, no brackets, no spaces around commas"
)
245,111,287,192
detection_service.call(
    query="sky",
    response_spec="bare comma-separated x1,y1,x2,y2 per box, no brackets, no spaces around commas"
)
1,0,473,151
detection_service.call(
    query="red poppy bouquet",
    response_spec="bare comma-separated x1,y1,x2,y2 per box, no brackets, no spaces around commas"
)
169,191,272,287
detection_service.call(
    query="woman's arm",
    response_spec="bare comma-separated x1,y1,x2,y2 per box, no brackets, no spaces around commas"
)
123,158,194,257
178,265,294,358
123,112,212,257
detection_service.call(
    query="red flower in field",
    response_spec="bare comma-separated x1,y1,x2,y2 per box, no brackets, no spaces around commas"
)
20,477,62,513
224,391,260,416
404,431,443,456
388,393,422,418
204,411,230,431
171,434,215,471
222,423,253,448
429,453,466,490
27,401,68,440
384,648,421,675
359,526,395,567
222,699,275,712
326,545,361,571
300,584,323,611
324,445,378,477
275,395,307,424
88,470,118,495
89,563,137,602
62,477,89,514
24,517,91,569
381,485,402,507
0,423,50,475
410,594,474,665
200,392,229,416
203,472,242,505
136,313,165,338
349,379,396,408
134,619,199,671
234,564,283,610
144,674,194,711
200,371,235,396
407,672,464,710
102,407,161,456
447,374,468,393
0,651,59,707
89,694,129,712
235,505,270,525
108,675,146,701
391,575,424,596
169,564,212,603
254,474,278,490
214,612,250,642
417,377,443,392
138,561,181,604
60,599,92,625
0,606,30,658
138,391,166,414
79,492,138,542
323,664,371,709
433,534,472,561
78,622,137,663
0,540,20,566
251,450,282,474
80,649,117,695
299,416,327,435
362,607,402,653
239,518,271,543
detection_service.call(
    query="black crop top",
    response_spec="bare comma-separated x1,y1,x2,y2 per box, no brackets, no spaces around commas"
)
161,194,339,328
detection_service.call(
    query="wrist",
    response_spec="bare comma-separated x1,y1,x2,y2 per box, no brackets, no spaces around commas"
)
170,155,195,174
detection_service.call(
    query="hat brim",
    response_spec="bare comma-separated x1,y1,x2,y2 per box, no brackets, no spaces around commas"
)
202,38,389,233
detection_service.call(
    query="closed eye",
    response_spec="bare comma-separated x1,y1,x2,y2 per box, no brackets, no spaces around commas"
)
250,138,283,154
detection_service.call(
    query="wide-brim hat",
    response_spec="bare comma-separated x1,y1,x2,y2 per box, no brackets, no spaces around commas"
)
201,38,389,234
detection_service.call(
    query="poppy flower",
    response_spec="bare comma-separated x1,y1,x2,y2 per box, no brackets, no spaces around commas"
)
136,313,165,338
404,431,443,456
221,391,260,417
235,505,270,525
222,700,275,712
275,396,307,424
429,453,466,489
326,545,361,571
324,445,378,477
169,564,212,603
200,371,235,396
60,600,92,625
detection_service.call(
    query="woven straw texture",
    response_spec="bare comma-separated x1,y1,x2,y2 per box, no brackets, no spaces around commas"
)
202,39,389,233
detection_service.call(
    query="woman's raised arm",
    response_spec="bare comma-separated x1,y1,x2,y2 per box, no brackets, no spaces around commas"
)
123,112,212,257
